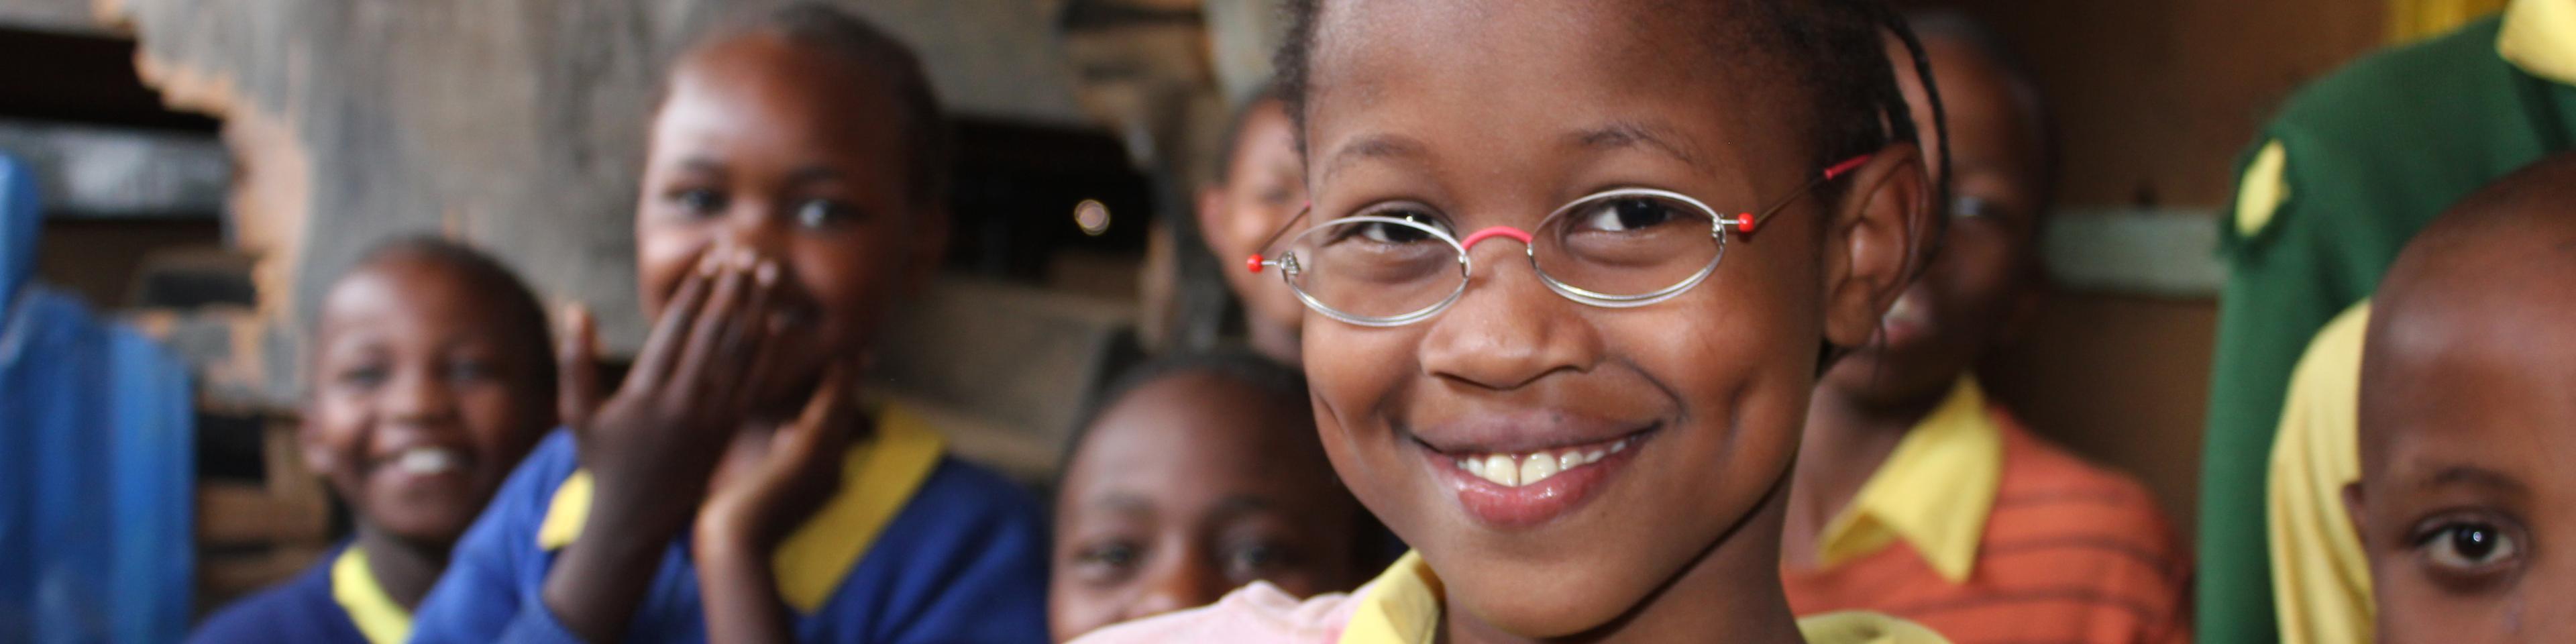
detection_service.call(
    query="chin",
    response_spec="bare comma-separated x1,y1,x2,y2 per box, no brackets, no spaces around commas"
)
1451,580,1635,639
1426,536,1666,639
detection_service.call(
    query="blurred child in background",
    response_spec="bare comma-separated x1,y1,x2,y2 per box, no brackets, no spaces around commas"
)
1197,88,1310,364
1779,13,2190,644
189,237,555,644
2202,5,2576,639
1076,0,1953,641
409,4,1050,642
2347,155,2576,644
1048,352,1383,641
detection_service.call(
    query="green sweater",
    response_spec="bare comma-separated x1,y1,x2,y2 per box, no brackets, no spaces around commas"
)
2202,15,2575,644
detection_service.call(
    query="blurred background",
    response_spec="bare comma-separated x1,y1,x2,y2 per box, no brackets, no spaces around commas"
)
0,0,2494,621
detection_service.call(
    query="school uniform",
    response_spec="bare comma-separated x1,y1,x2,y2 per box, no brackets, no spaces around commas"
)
2200,1,2576,640
408,405,1050,643
186,544,411,644
1073,551,1949,644
2265,303,2372,644
1783,378,2190,644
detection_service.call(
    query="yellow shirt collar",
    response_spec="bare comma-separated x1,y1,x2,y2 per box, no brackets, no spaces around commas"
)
1814,377,2005,584
2502,0,2576,85
330,546,412,644
533,403,949,613
1336,552,1947,644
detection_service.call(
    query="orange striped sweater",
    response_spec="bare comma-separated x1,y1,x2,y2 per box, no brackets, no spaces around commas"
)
1785,411,2193,644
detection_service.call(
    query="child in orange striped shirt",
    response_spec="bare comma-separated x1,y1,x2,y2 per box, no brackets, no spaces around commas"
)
1778,12,2190,644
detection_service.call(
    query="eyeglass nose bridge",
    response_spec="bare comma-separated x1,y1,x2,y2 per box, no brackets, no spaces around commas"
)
1458,226,1534,251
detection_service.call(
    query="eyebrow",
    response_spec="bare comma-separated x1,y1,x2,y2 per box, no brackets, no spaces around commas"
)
1569,121,1707,170
786,165,845,186
2417,465,2530,494
674,157,726,174
1084,494,1154,515
1320,133,1429,184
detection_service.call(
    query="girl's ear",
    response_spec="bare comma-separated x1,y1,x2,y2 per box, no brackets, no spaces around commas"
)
1820,143,1935,350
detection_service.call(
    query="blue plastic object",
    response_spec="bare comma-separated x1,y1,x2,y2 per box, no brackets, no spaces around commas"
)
0,154,196,644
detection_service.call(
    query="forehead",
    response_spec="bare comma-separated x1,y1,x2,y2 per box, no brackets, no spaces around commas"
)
654,34,903,160
2363,305,2576,484
1917,39,2041,169
317,258,508,345
1304,0,1796,177
1066,374,1328,494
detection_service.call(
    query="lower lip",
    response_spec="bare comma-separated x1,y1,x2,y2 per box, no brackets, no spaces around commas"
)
1419,433,1648,529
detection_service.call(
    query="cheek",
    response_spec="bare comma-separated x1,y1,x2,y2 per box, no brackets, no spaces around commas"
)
455,384,542,456
1928,227,2019,305
787,234,904,340
637,225,710,315
1045,562,1134,636
1301,326,1419,455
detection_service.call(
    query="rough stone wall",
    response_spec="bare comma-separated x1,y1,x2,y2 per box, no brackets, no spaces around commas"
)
107,0,1090,402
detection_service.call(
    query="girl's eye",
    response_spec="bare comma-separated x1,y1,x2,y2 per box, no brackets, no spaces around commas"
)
447,360,494,382
794,199,862,229
1951,195,2002,220
1336,208,1446,245
1257,186,1297,209
336,364,390,390
1073,541,1143,582
1575,197,1683,232
669,188,727,216
1223,541,1299,580
2419,521,2519,571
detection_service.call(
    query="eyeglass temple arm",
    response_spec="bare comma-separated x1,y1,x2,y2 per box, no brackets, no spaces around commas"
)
1722,154,1874,236
1246,203,1314,273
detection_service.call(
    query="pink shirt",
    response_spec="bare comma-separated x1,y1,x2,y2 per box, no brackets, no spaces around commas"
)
1072,553,1947,644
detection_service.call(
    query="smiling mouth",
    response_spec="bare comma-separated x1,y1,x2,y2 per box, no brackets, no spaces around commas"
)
1411,424,1658,529
1446,435,1643,487
382,446,469,477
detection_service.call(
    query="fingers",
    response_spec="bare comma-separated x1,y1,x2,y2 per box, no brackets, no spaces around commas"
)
625,252,720,394
786,367,861,457
669,250,764,411
557,303,600,430
728,260,788,413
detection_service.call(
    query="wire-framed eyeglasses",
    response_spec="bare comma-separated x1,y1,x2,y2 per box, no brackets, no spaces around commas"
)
1247,155,1871,327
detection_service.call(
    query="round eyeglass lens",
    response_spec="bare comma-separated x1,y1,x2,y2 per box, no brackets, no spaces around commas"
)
1533,190,1724,303
1281,215,1468,323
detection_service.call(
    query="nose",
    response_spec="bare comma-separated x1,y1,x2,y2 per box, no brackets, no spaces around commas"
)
714,198,791,259
384,367,460,425
1419,236,1603,390
1123,555,1220,621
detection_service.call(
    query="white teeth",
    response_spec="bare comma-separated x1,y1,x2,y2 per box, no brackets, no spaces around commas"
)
1452,439,1638,488
1483,454,1518,486
1519,455,1558,484
395,447,461,475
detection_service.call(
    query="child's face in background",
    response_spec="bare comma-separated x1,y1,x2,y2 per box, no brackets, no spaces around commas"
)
305,257,552,548
1049,373,1364,641
637,32,940,402
2354,268,2576,643
1200,99,1311,341
1822,36,2045,400
1297,0,1921,637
